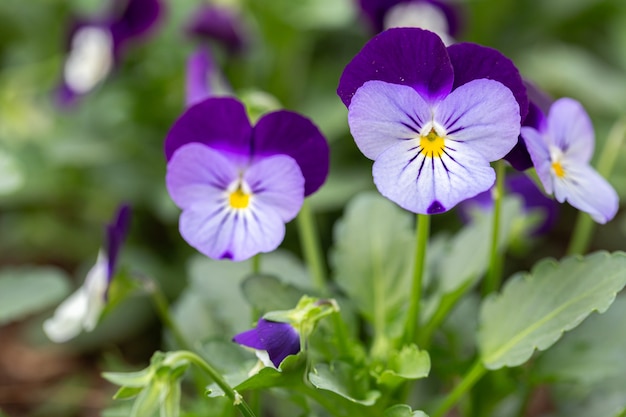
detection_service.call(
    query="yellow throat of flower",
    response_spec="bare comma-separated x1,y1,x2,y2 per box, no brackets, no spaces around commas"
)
229,187,250,209
420,128,445,158
551,161,566,178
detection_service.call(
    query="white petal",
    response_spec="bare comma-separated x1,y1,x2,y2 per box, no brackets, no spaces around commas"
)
64,27,114,94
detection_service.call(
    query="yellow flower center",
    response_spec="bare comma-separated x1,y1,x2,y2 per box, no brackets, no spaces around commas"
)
551,161,565,178
228,187,250,209
419,128,445,158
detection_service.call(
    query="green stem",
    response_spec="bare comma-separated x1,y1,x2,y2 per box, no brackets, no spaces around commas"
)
297,199,327,294
148,281,191,351
483,160,506,295
567,117,626,255
431,359,487,417
251,254,261,275
403,214,431,345
168,351,258,417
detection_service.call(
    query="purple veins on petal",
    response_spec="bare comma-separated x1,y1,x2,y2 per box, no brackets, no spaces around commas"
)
233,319,300,368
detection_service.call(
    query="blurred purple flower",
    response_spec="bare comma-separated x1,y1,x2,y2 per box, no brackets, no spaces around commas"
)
522,98,619,224
185,47,216,107
358,0,460,43
57,0,162,106
233,318,300,368
185,4,247,53
165,97,329,261
338,28,524,214
458,174,559,236
43,205,131,343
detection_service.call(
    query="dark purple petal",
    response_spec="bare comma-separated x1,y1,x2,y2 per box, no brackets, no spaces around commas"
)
337,27,454,107
253,111,329,196
523,79,552,115
358,0,461,36
255,319,301,368
105,204,131,281
447,42,528,122
164,97,253,161
506,101,546,170
186,47,214,108
185,4,246,53
109,0,162,45
505,174,559,235
233,328,265,350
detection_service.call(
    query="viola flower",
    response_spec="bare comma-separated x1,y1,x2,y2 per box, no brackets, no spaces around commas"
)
165,97,329,261
357,0,460,44
184,4,247,53
185,47,217,107
57,0,162,105
233,319,301,368
43,205,131,343
521,98,619,224
338,28,525,214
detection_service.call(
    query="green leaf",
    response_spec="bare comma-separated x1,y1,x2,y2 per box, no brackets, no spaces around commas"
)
376,345,430,387
103,367,155,388
479,251,626,369
241,274,304,313
130,380,163,417
0,148,24,195
113,386,144,400
160,381,181,417
331,192,414,340
309,362,381,405
0,266,71,325
535,296,626,385
384,404,429,417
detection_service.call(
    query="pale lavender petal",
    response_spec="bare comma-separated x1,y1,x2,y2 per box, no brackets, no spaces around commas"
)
548,98,594,163
521,126,553,194
245,155,305,222
435,79,520,161
225,205,285,261
185,48,214,107
179,205,236,260
255,319,300,367
552,164,618,224
348,80,431,160
253,111,328,196
372,139,495,214
164,97,252,161
166,143,238,209
337,28,453,107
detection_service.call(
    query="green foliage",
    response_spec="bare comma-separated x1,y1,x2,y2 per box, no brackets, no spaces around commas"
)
0,265,71,324
479,251,626,369
384,404,429,417
309,362,380,405
374,344,431,388
241,274,305,314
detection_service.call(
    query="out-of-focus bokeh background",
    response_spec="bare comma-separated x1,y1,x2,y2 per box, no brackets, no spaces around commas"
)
1,0,625,415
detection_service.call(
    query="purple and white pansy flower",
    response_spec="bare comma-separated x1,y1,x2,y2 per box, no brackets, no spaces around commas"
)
233,318,301,368
338,28,525,215
43,205,131,343
57,0,162,105
165,98,329,261
521,98,619,224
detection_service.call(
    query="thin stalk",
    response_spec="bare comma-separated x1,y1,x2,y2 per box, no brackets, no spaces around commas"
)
567,118,626,255
403,214,431,345
251,254,261,275
483,160,506,295
296,199,327,294
430,359,487,417
168,351,258,417
148,281,191,351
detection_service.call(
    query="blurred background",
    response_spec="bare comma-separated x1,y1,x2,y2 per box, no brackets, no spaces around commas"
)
1,0,625,415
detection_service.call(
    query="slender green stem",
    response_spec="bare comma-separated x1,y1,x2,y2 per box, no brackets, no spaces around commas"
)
251,254,261,275
297,199,327,294
148,281,191,351
403,214,431,345
431,359,487,417
168,351,258,417
483,160,506,295
567,117,626,255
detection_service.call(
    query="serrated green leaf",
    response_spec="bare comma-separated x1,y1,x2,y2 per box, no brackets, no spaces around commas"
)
535,297,626,385
377,345,430,387
384,404,429,417
331,192,414,340
241,274,304,313
0,266,71,325
309,362,381,405
479,251,626,369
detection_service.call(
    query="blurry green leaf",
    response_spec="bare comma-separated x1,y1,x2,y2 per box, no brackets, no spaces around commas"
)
535,297,626,385
161,381,181,417
113,386,144,400
260,0,355,29
198,340,252,375
550,378,626,417
376,344,430,387
0,266,71,325
384,404,429,417
479,251,626,369
331,192,414,340
0,148,23,194
103,367,155,388
309,362,381,405
241,274,304,313
101,402,134,417
130,379,163,417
